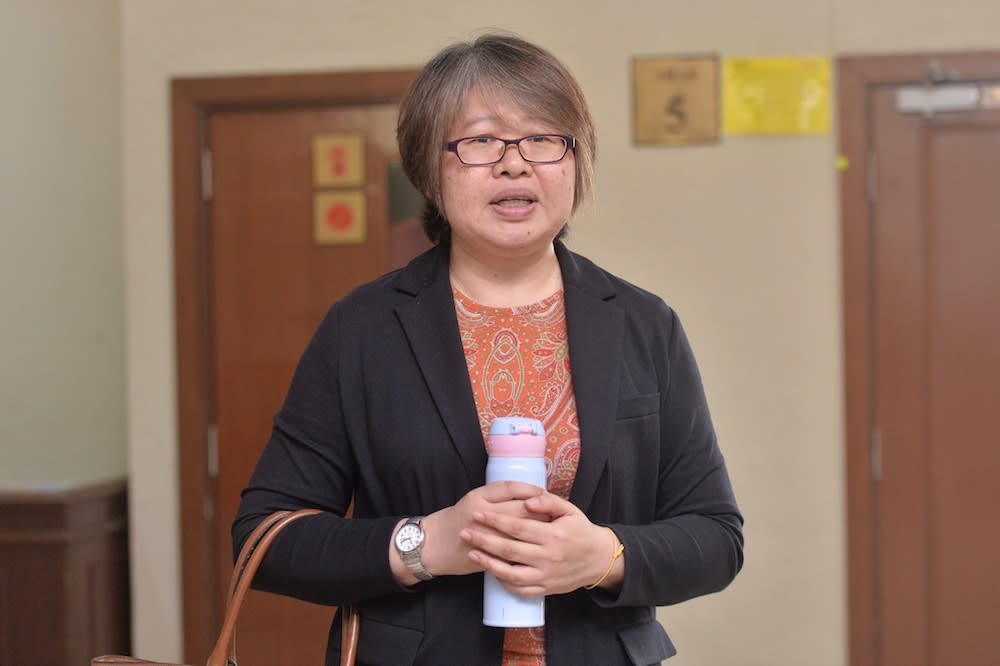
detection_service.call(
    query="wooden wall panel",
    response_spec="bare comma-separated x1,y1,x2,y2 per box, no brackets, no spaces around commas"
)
0,479,129,664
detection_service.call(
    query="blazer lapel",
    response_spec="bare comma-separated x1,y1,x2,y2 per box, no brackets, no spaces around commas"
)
392,243,624,505
394,247,487,488
557,244,625,512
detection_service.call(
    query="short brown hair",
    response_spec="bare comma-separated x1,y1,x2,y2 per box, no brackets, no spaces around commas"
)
397,33,596,244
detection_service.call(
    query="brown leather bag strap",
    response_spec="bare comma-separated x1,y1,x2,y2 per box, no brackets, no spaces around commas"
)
224,510,293,603
341,604,360,666
94,509,360,666
206,509,321,666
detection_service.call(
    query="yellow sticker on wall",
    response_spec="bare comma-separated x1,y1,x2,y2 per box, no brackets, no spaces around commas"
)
314,190,366,245
313,133,366,187
723,57,831,135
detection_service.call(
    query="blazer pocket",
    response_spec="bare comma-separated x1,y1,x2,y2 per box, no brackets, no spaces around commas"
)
616,393,661,420
352,616,423,665
617,619,677,665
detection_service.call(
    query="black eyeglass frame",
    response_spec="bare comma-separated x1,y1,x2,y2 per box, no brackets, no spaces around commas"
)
442,134,577,165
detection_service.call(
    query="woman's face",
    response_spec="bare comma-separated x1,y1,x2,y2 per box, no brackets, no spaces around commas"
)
439,90,576,261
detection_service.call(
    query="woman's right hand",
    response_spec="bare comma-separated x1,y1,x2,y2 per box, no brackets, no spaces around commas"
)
393,481,546,583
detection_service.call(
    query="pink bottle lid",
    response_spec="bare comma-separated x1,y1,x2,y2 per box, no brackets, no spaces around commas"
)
487,417,546,457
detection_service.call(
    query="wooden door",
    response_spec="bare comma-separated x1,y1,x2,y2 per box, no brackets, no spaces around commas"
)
210,104,386,665
172,71,426,664
839,53,1000,666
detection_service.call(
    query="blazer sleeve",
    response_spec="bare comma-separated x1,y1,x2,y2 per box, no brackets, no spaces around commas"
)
231,303,410,606
595,306,744,608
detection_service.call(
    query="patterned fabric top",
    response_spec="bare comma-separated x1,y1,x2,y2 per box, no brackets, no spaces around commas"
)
453,287,581,666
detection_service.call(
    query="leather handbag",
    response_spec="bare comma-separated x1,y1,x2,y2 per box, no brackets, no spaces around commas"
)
94,509,360,666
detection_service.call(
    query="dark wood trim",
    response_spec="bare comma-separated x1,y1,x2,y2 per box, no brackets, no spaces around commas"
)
172,75,217,665
836,51,1000,666
836,53,876,666
0,479,129,664
171,68,419,662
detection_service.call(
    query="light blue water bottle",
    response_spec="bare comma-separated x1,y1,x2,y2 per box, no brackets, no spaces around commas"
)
482,416,547,627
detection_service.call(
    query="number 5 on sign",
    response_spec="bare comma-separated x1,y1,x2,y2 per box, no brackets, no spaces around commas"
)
633,54,719,145
313,133,366,187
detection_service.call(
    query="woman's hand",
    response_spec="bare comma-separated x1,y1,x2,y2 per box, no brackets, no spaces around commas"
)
460,492,625,595
392,481,546,584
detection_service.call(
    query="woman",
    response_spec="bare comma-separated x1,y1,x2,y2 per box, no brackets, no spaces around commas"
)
234,33,743,665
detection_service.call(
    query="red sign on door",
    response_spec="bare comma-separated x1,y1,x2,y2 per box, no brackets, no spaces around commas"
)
312,133,365,187
314,190,366,244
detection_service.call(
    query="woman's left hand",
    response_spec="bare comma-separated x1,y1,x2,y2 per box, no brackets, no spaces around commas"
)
460,492,624,596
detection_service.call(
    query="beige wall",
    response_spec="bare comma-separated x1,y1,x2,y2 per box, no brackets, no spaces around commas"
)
108,1,996,665
0,0,124,487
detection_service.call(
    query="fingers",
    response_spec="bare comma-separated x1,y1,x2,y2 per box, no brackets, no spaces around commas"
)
463,523,549,596
461,511,559,588
461,518,545,561
487,499,550,521
420,483,553,579
477,480,546,503
466,493,615,595
471,507,547,545
524,491,577,520
463,492,581,560
469,549,546,597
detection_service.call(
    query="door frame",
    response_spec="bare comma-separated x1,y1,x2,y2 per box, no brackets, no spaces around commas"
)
837,50,1000,666
171,68,418,661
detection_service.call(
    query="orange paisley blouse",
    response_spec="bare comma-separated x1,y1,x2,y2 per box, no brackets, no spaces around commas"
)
454,287,581,666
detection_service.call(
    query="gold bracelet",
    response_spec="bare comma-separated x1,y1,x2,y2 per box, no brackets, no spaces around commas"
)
584,527,625,590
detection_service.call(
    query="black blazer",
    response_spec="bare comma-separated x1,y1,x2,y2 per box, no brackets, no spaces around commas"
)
234,241,743,665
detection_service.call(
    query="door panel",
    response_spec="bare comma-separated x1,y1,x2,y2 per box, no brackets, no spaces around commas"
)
872,88,1000,664
871,88,932,666
923,120,1000,662
208,103,427,665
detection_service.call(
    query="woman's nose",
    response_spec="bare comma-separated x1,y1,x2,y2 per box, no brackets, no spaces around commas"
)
495,142,531,175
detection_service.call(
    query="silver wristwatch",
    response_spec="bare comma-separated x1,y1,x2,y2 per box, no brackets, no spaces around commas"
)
394,516,433,581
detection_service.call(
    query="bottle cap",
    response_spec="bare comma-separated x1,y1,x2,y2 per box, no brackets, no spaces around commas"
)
487,417,546,458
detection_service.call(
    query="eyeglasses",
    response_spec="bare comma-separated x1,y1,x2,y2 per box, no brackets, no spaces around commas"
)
443,134,576,165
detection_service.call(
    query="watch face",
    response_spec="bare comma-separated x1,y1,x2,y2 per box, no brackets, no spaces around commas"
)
396,523,423,553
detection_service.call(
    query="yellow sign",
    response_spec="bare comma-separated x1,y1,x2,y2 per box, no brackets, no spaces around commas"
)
723,57,831,135
314,190,366,245
633,55,719,145
313,133,366,187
